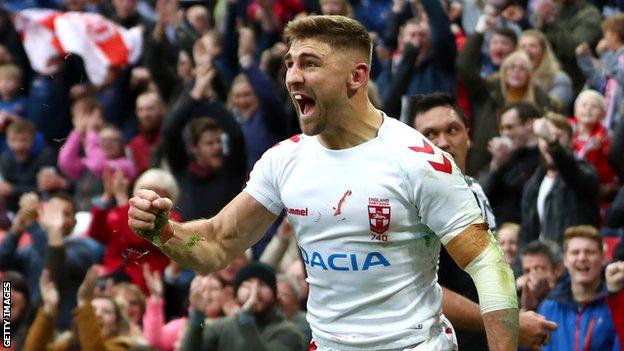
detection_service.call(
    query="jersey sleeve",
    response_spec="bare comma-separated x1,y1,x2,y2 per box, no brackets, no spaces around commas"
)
243,147,284,215
409,142,483,241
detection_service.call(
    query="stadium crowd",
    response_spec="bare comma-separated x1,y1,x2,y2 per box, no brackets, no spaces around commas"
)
0,0,622,349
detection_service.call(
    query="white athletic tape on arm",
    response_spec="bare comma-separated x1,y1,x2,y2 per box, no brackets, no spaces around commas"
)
463,230,518,314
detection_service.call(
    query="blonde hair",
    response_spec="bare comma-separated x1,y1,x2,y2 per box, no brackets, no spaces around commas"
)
133,168,180,204
574,89,606,115
520,30,562,93
500,51,536,104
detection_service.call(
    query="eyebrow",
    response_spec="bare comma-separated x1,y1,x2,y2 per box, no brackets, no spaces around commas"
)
284,52,324,61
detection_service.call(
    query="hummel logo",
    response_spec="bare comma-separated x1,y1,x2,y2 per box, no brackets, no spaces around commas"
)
287,207,308,216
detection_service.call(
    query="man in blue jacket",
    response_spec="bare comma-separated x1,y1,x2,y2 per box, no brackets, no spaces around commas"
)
538,225,621,351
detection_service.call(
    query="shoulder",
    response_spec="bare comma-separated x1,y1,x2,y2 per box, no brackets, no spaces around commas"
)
379,117,459,176
554,71,572,83
256,134,308,165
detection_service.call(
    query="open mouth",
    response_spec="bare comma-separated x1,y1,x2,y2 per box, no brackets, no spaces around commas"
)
293,93,317,117
575,266,591,274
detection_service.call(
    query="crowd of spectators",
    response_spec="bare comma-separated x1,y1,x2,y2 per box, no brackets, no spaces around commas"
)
0,0,623,349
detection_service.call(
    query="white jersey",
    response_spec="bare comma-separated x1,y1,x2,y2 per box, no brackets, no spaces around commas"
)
244,115,483,350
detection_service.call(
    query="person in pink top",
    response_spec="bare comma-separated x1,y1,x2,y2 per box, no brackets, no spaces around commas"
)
58,96,136,210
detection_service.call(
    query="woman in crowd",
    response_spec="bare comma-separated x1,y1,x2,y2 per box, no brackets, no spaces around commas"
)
458,49,551,174
24,268,143,350
519,29,574,113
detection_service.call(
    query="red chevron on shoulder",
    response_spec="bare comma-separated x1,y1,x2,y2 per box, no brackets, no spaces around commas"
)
408,141,453,174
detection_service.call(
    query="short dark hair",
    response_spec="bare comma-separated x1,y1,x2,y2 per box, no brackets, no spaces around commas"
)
410,93,469,127
48,191,76,214
7,118,36,137
283,15,372,64
521,240,561,269
185,117,221,146
491,27,518,47
72,95,101,116
501,102,542,123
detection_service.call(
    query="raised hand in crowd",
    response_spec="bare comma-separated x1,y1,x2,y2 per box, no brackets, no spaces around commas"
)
606,261,624,293
488,136,513,171
77,266,99,307
189,275,212,313
40,269,59,317
575,42,592,56
238,27,257,67
10,192,39,234
532,0,557,27
190,61,217,100
100,167,130,205
474,4,499,34
143,263,164,300
37,167,68,193
112,168,129,205
241,279,259,312
501,3,525,23
39,198,67,247
154,0,180,39
521,269,553,311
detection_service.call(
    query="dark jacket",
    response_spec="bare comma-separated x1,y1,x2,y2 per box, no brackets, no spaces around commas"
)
0,145,56,211
520,142,600,249
457,32,551,175
542,0,603,91
0,224,100,329
162,92,246,220
538,276,620,351
480,146,540,225
238,64,287,172
181,308,304,351
377,0,457,119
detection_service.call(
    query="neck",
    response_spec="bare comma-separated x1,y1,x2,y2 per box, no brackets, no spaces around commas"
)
458,160,466,174
507,87,525,103
571,279,600,304
318,101,382,149
577,123,596,137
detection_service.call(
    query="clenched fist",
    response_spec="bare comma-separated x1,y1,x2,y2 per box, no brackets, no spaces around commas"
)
128,189,174,244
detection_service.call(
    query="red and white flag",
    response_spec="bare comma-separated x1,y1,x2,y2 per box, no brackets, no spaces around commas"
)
14,9,143,85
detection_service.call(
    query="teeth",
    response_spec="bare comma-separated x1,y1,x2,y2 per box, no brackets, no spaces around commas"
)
294,94,302,100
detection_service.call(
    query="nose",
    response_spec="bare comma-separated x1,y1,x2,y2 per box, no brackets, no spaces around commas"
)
436,134,450,151
285,64,304,89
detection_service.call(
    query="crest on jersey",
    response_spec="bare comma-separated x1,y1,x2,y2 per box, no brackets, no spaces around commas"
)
368,198,391,235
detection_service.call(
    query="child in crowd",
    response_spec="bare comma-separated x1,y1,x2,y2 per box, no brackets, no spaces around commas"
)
576,14,624,131
571,90,619,202
0,63,27,119
58,96,137,211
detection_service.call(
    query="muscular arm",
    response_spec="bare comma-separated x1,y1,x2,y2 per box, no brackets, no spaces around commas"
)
443,223,519,351
129,191,278,273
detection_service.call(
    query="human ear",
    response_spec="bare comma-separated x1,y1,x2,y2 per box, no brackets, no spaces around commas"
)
347,62,369,97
